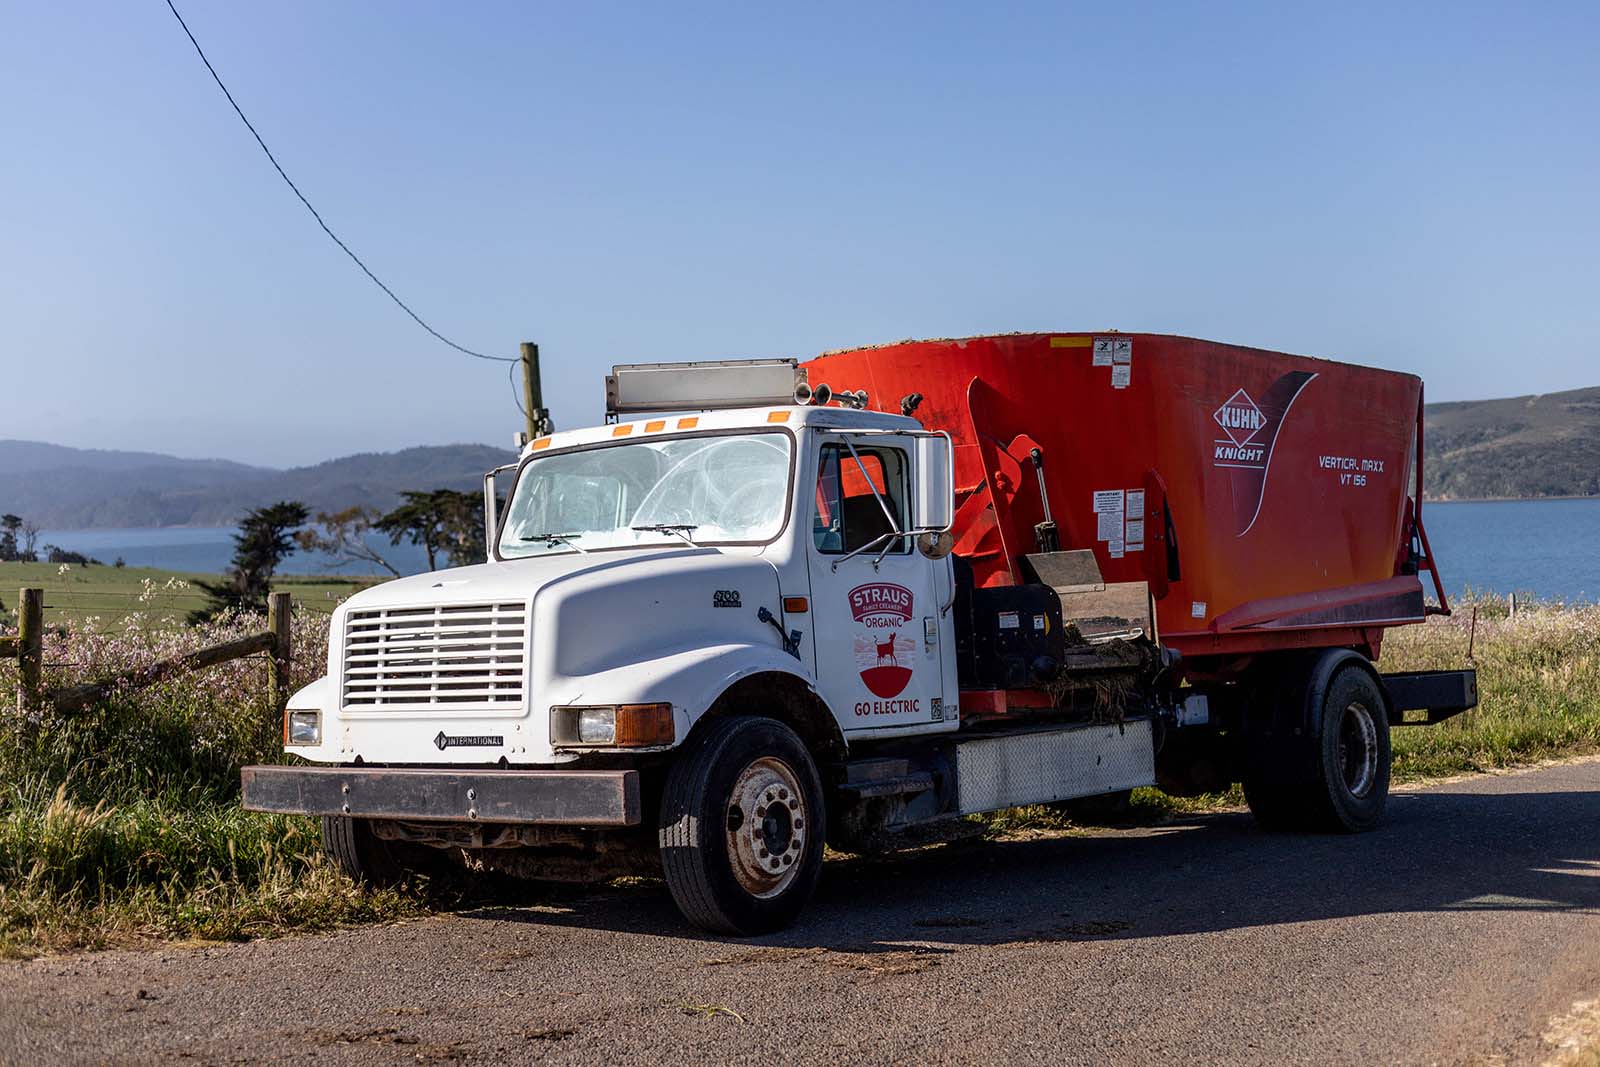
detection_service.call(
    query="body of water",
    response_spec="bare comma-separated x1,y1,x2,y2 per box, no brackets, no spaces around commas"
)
34,527,432,578
34,497,1600,602
1420,498,1600,604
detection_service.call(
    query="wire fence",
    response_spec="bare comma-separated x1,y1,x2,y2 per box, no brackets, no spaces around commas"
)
3,588,297,713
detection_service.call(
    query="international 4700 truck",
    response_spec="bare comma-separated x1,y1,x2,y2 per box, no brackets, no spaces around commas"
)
243,333,1478,933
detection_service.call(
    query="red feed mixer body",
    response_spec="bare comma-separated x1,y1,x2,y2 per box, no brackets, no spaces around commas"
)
803,333,1450,673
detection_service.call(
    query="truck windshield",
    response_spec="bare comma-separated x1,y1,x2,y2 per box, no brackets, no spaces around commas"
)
497,431,792,557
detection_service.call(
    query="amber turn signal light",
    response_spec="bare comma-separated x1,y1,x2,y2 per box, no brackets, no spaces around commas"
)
782,596,809,613
615,703,675,746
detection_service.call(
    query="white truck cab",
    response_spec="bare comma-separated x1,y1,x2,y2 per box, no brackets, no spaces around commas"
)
246,362,987,933
281,401,958,767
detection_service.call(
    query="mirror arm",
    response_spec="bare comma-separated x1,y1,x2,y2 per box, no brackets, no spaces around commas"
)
830,530,900,572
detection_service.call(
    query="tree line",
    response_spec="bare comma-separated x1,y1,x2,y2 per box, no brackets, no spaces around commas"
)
0,513,99,565
192,488,491,620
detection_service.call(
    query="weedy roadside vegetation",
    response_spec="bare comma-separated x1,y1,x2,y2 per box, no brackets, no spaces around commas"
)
1386,594,1600,778
0,597,425,960
0,590,1595,958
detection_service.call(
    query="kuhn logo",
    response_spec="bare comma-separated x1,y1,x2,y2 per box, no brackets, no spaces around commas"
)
1210,372,1318,538
1213,389,1266,446
849,583,913,624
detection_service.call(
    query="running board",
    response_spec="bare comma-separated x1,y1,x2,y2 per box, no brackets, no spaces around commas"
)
953,720,1156,815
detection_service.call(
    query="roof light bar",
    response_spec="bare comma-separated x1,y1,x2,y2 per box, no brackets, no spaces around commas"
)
605,359,803,417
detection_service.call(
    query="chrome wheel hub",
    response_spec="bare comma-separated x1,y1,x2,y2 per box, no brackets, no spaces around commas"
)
724,757,806,898
1338,701,1379,798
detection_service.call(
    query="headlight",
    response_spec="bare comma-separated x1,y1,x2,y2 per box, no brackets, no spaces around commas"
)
286,710,321,746
551,704,674,747
577,707,616,744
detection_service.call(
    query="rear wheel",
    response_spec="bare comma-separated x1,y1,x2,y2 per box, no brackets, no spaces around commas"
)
1244,661,1390,833
658,716,826,934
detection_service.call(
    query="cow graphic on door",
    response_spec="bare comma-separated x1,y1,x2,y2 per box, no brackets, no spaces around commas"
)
849,582,914,698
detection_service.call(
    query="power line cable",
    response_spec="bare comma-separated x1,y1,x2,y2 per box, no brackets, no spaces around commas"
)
163,0,515,364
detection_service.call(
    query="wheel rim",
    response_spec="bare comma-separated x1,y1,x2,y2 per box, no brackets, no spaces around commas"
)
1338,701,1379,798
724,756,807,899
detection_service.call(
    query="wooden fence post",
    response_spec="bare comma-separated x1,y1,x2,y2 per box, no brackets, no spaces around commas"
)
267,592,292,715
18,587,43,713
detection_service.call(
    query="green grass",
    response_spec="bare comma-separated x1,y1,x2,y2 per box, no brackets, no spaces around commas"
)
0,560,377,630
1386,598,1600,778
0,603,429,961
0,590,1595,959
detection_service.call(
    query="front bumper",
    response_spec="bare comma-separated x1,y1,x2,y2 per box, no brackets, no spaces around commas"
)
240,765,641,827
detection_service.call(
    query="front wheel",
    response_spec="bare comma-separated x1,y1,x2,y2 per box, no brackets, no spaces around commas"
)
321,816,451,886
658,716,826,934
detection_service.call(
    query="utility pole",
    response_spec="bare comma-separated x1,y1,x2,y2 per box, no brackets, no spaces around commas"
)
521,342,553,440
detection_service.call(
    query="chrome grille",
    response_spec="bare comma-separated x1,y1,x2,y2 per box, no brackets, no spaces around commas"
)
341,602,528,713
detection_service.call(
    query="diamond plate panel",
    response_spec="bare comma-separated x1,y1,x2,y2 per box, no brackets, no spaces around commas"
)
955,720,1156,814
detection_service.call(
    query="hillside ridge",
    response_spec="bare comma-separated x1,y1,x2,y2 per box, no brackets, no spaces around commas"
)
0,440,513,528
1423,385,1600,500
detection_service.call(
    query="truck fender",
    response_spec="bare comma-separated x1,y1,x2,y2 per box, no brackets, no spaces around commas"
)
559,643,843,755
287,674,335,713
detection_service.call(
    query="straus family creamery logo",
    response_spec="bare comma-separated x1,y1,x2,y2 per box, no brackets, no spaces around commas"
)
849,582,914,698
1211,371,1318,537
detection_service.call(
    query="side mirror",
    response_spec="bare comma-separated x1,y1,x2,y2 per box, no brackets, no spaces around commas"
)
913,433,954,532
484,462,519,559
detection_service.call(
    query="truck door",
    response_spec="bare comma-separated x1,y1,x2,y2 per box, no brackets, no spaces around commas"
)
806,435,950,734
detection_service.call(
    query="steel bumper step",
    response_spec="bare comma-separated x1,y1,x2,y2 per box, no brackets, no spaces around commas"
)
241,765,641,827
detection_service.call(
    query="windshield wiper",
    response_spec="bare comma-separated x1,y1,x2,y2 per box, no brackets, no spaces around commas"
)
630,523,701,546
518,532,589,553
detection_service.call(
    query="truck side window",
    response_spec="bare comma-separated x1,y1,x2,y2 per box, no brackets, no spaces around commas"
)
813,444,910,554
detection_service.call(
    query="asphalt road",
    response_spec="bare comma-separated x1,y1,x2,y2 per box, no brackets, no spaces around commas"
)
4,759,1599,1066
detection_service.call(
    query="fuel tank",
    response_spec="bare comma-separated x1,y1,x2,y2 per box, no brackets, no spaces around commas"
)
803,333,1443,665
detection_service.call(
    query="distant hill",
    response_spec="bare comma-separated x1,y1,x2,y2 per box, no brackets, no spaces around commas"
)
0,440,514,528
1424,386,1600,500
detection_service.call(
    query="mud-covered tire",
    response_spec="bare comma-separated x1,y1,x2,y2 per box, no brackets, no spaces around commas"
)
658,716,826,934
1244,663,1390,833
321,816,448,886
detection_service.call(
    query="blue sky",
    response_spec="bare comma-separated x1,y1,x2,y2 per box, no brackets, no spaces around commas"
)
2,2,1596,466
